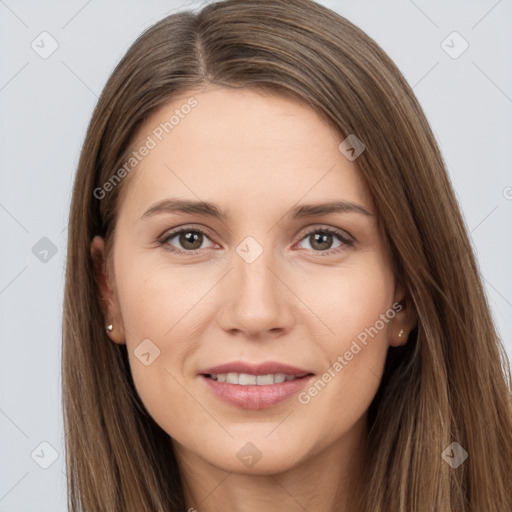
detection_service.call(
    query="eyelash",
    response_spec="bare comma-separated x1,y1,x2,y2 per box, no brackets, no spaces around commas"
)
158,225,354,257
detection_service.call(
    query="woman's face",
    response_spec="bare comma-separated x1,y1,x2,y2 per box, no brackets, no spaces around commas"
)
93,86,410,476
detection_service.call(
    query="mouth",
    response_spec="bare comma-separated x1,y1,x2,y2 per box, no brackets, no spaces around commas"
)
199,364,315,409
204,372,311,385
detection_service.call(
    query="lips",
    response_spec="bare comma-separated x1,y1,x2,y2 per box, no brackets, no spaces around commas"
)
209,373,303,385
200,361,312,377
199,361,314,409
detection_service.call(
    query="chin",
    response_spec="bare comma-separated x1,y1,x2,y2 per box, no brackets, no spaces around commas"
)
216,451,304,476
198,435,311,475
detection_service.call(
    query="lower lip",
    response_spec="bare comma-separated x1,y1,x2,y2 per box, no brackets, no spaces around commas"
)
201,375,314,409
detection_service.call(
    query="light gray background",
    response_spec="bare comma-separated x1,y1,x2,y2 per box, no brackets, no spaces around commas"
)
1,0,511,510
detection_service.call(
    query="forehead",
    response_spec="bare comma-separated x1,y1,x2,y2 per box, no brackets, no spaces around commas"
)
117,86,373,221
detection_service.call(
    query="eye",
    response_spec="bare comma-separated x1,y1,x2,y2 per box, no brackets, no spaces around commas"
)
296,226,353,254
159,226,218,255
159,225,354,256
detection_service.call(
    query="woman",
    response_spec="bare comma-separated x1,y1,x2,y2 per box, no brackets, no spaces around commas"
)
62,0,512,510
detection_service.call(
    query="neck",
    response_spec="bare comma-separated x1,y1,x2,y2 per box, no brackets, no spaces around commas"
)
174,414,368,512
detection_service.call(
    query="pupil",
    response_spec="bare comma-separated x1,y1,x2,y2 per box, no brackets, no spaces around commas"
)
181,231,202,250
312,232,332,250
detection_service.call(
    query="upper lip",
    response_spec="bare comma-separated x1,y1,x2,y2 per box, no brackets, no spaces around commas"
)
199,361,313,376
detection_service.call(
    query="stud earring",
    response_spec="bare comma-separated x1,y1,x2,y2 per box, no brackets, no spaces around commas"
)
398,328,404,339
106,324,114,333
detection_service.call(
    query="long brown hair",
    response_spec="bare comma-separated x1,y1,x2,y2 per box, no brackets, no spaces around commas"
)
62,0,512,510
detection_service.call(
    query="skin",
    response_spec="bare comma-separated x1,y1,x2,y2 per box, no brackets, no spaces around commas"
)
91,86,416,512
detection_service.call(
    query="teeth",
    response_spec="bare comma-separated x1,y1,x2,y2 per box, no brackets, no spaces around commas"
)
256,374,274,385
226,372,238,384
239,373,257,385
208,372,299,385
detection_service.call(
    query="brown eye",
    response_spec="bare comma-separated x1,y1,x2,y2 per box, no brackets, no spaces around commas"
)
296,227,353,254
178,231,204,250
161,227,215,254
309,232,335,251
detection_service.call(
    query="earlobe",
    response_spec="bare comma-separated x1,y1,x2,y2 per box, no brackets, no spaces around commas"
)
90,235,126,344
389,318,414,347
103,318,125,344
390,326,408,347
389,286,418,347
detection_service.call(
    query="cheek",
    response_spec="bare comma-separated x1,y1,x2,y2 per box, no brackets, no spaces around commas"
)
292,255,395,350
115,251,211,339
290,258,394,420
113,254,215,429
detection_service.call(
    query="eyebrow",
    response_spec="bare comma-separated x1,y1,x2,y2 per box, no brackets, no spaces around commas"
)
141,198,373,221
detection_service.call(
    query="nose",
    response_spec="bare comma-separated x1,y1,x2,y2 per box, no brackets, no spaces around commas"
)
217,244,295,339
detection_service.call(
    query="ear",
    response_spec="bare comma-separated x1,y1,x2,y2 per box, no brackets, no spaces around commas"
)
90,235,126,344
388,281,418,347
